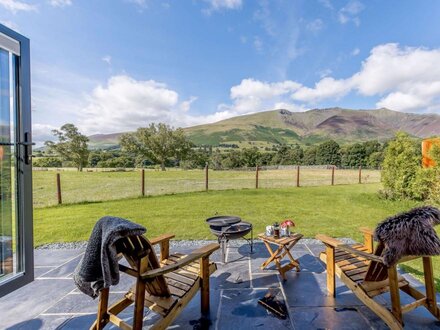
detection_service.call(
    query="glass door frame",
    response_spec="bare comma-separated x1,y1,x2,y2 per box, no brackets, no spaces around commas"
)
0,23,33,297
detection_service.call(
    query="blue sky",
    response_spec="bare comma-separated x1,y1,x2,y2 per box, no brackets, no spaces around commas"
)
1,0,440,143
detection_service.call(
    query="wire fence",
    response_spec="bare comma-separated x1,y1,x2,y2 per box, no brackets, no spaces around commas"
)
32,166,381,208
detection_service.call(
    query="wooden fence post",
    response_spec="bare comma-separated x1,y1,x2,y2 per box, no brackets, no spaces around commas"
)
358,165,362,184
205,162,209,191
56,173,62,205
331,166,335,186
141,169,145,196
296,165,300,187
255,165,259,189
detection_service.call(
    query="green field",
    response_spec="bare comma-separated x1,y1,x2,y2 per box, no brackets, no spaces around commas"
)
33,181,439,290
32,168,381,208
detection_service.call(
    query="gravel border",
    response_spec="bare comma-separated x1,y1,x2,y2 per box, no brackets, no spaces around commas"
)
36,237,356,250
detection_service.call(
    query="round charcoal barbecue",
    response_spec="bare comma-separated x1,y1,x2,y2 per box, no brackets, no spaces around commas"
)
206,215,253,263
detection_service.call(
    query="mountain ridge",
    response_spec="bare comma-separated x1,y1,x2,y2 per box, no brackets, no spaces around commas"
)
88,108,440,148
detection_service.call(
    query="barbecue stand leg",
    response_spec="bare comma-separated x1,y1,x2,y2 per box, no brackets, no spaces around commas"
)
220,237,227,264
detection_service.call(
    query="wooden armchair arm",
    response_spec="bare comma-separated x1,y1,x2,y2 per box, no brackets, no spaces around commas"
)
141,243,220,279
359,227,374,236
316,234,384,263
150,233,175,245
359,227,374,253
149,233,175,261
315,234,343,247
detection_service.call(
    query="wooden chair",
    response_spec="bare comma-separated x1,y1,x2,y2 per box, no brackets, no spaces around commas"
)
317,227,440,330
90,233,219,330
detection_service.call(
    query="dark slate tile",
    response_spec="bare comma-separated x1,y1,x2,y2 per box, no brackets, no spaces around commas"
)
171,290,221,328
34,266,56,278
357,306,390,330
250,256,280,274
39,255,83,279
251,273,281,289
282,272,363,307
305,243,325,257
34,249,84,267
0,279,74,329
211,260,251,289
218,289,292,329
58,314,96,329
289,307,370,330
293,253,325,273
5,315,71,330
226,252,250,263
45,292,125,314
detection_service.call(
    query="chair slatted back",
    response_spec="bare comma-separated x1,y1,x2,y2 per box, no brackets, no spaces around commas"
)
116,235,171,297
364,242,388,282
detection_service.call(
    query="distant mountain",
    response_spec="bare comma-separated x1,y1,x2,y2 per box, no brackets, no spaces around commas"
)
87,108,440,148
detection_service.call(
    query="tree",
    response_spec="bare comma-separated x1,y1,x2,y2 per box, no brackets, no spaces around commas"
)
303,146,317,165
367,151,384,168
120,123,193,171
33,157,62,168
241,147,261,167
316,140,341,166
381,132,420,199
272,144,303,165
341,143,366,167
45,123,90,171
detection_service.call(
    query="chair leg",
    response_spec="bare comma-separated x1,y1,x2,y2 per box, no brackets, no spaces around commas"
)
94,288,109,330
133,279,146,330
423,257,440,319
326,245,336,297
133,257,148,330
388,266,403,325
200,256,210,316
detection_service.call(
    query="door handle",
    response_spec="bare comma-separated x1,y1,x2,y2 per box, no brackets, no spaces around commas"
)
0,134,35,165
21,133,35,165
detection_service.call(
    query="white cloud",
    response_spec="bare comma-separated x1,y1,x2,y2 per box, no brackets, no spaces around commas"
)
102,55,112,65
351,47,360,56
292,77,353,103
217,78,303,117
253,36,263,52
253,1,301,79
306,19,324,33
125,0,147,10
338,0,365,26
289,43,440,112
202,0,242,13
319,68,333,78
319,0,333,10
48,0,71,7
32,123,58,145
180,96,197,112
78,75,202,134
0,0,37,13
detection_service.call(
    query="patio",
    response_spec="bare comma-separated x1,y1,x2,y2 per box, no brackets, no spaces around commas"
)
1,240,440,330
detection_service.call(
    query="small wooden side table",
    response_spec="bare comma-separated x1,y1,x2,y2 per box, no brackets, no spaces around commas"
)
258,232,303,280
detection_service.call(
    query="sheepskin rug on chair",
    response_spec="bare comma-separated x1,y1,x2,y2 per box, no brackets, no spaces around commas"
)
374,206,440,266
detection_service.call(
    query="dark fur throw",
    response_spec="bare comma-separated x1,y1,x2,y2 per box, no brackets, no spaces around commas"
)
374,206,440,266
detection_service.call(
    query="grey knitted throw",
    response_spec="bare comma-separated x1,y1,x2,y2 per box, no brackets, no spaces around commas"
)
73,216,146,298
374,206,440,266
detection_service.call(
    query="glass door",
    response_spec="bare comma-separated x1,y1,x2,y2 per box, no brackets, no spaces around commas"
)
0,24,33,297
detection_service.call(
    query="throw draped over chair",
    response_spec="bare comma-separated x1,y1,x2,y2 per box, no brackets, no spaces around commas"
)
90,233,219,330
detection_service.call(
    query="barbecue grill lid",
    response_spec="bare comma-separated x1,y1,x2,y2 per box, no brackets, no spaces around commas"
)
206,215,241,227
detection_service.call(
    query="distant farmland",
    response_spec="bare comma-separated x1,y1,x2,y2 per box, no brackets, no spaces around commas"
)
32,167,381,208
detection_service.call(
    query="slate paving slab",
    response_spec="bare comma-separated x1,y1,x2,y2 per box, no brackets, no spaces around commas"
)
1,242,440,329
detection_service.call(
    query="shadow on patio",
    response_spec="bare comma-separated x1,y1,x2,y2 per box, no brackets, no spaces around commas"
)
1,241,440,329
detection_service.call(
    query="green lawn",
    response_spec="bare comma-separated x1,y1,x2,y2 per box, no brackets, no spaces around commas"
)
34,183,440,290
32,168,380,207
